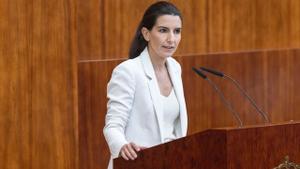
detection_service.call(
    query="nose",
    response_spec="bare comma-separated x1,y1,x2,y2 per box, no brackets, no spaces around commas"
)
167,32,175,43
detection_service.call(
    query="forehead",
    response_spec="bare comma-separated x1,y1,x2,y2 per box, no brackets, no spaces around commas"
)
154,15,182,28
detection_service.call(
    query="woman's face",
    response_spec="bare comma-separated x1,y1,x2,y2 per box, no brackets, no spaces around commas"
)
142,15,182,60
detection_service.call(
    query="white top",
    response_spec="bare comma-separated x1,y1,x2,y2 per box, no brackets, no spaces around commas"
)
161,89,180,142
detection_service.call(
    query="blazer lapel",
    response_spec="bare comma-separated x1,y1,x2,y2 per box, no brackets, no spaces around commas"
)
140,48,165,142
166,58,187,137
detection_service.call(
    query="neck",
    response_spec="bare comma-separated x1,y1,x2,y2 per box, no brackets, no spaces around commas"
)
152,58,166,71
147,47,167,71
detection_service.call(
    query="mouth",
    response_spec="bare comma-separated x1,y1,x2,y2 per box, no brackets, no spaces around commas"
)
162,45,175,50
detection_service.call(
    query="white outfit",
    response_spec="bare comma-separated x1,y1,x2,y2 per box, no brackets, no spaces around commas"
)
161,89,180,142
103,47,188,169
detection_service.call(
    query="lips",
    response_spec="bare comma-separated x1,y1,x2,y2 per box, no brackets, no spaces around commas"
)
162,46,175,49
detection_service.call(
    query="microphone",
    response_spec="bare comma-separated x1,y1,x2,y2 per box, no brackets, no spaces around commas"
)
200,67,270,123
192,67,243,127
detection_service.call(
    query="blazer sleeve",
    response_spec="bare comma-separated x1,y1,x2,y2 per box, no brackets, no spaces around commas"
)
103,62,135,158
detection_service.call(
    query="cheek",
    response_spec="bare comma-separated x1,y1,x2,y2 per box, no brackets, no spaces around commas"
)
176,35,181,43
151,36,163,47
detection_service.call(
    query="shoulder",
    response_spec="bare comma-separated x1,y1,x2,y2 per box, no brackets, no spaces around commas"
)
113,58,140,74
115,58,137,69
110,58,141,82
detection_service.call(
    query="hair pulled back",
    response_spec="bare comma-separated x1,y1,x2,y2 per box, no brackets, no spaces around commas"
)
128,1,182,59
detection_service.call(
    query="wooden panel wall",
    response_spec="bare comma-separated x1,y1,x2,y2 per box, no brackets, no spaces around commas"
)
77,0,207,60
78,49,300,169
180,49,300,132
78,60,121,169
77,0,300,60
0,0,78,169
208,0,300,52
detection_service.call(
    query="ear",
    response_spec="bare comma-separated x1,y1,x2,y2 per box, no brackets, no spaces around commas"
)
141,27,150,42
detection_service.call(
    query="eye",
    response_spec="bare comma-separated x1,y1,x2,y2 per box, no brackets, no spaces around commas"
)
174,28,181,34
158,28,168,33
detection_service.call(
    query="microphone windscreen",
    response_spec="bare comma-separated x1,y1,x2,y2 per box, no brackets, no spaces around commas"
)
200,67,224,77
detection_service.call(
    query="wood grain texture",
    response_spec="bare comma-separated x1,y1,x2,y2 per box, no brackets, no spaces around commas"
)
102,0,156,59
77,0,155,60
114,129,228,169
114,122,300,169
0,0,78,169
227,123,300,168
77,0,300,60
77,0,104,60
0,1,32,168
208,0,300,52
181,49,300,134
78,60,121,169
77,48,300,169
77,0,207,60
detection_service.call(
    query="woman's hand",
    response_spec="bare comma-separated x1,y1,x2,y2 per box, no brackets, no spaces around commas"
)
119,142,146,160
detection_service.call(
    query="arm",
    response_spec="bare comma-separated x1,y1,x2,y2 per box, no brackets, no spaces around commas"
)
103,62,135,158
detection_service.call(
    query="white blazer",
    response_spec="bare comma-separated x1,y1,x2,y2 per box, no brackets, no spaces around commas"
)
103,47,188,168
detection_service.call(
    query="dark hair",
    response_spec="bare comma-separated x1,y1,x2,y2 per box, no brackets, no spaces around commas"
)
128,1,182,59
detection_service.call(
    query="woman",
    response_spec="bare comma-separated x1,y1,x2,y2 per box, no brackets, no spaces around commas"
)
103,1,188,168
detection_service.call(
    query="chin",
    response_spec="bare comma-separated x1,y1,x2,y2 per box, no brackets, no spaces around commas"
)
160,54,171,59
163,51,175,57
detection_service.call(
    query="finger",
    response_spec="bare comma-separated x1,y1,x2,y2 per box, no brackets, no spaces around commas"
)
127,144,138,159
120,150,129,160
120,144,134,160
130,143,141,152
124,145,136,160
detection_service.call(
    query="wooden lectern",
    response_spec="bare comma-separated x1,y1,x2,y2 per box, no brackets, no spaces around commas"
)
114,122,300,169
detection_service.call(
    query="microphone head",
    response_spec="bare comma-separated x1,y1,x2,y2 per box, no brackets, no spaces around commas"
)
200,67,224,77
192,67,207,79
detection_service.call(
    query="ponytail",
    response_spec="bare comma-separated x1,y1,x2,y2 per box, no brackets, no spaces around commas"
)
128,24,148,59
